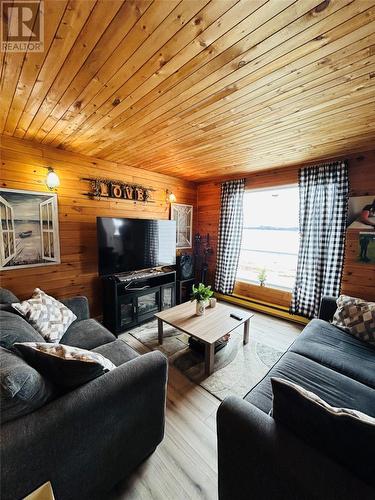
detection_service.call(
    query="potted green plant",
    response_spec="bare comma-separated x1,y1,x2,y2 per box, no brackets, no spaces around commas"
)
257,268,267,287
191,283,214,316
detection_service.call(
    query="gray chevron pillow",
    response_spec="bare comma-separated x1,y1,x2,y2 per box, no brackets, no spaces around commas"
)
332,295,375,346
12,289,77,342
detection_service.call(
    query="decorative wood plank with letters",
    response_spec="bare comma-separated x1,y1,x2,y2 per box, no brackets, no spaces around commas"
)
81,177,154,203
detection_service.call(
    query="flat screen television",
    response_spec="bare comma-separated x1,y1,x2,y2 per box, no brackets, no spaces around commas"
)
97,217,176,276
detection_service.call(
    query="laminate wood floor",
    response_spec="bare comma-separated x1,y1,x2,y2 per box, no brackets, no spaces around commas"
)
112,310,303,500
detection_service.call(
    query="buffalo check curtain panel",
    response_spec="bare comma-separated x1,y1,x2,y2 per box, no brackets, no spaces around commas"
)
215,179,245,294
291,162,349,318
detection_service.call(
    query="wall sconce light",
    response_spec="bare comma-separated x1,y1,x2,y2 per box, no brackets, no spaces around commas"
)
166,190,176,203
45,167,60,191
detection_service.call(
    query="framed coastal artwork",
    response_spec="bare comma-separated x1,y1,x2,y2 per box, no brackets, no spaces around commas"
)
171,203,193,249
0,188,60,270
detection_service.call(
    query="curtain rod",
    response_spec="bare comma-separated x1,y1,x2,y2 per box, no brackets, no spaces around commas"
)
211,159,348,186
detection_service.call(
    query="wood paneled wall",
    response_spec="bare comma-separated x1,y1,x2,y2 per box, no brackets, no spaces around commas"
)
197,150,375,305
0,136,196,316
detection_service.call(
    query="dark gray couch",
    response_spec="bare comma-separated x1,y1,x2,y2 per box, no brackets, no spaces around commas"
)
217,296,375,500
0,288,168,500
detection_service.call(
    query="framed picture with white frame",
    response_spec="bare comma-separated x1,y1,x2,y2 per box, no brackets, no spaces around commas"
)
0,188,60,270
171,203,193,249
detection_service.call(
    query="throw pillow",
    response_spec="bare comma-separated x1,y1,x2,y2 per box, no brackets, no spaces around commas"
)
0,347,56,423
0,287,20,304
332,294,375,346
271,377,375,486
14,342,116,388
0,288,20,313
12,288,77,342
0,310,44,350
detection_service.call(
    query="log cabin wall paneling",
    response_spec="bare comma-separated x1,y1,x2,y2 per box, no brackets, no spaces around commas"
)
1,0,375,181
197,150,375,306
0,136,197,316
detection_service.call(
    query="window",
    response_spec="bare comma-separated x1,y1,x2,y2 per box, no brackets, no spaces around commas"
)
40,198,57,261
0,197,16,266
237,185,299,290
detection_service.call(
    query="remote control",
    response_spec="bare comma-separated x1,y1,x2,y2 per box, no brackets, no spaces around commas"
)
230,313,243,321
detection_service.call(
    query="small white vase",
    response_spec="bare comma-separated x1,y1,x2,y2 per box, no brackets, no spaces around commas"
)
209,297,217,308
196,300,206,316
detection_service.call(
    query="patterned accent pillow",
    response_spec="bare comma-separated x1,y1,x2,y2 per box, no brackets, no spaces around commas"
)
14,342,116,388
12,289,77,342
332,294,375,346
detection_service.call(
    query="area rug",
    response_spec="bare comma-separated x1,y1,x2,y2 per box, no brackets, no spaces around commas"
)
124,319,285,401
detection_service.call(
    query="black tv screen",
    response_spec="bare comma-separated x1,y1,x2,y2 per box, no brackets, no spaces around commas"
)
97,217,176,276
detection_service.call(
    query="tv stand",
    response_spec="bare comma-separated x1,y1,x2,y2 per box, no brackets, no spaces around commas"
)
102,270,176,335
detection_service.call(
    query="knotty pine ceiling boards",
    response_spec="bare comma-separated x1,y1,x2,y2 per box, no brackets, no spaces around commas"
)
1,0,375,181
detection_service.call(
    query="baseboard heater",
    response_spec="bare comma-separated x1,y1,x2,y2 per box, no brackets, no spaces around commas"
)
215,292,308,325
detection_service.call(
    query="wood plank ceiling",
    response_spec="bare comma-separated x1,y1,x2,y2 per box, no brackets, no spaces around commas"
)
1,0,375,181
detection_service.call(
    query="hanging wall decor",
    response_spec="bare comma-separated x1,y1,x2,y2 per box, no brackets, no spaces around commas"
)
358,232,375,263
81,177,154,203
171,203,193,249
0,188,60,270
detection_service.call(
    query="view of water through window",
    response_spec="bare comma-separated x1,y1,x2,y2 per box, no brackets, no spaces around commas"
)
237,185,299,290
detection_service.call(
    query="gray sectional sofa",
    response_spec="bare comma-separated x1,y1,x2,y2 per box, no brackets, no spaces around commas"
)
0,288,168,500
217,296,375,500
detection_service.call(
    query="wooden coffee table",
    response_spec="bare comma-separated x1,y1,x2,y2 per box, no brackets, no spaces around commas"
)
155,301,253,376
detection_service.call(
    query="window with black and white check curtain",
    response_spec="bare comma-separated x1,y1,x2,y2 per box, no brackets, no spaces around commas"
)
290,161,349,319
215,179,245,294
